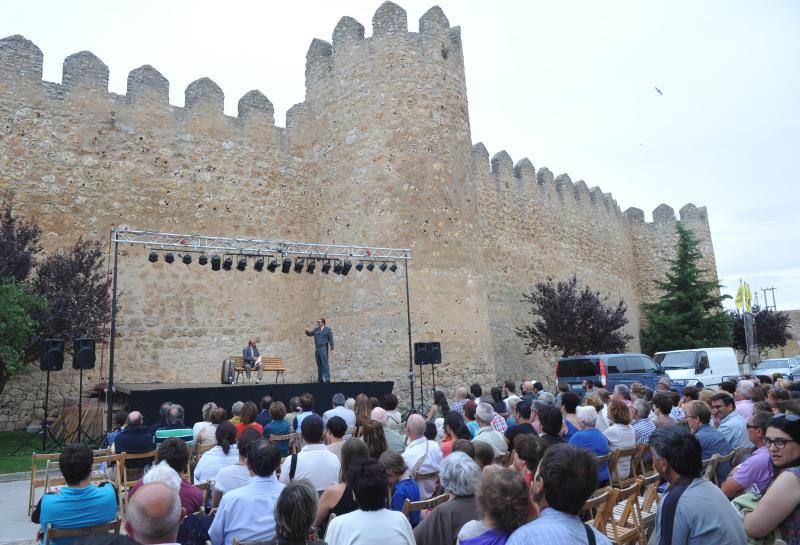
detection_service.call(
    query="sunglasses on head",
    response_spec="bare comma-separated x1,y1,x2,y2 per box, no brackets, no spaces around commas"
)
771,413,800,423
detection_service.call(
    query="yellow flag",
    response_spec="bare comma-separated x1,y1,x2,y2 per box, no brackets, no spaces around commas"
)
735,279,745,310
744,282,753,312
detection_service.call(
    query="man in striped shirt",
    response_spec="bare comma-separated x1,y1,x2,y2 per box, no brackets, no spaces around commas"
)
154,404,193,447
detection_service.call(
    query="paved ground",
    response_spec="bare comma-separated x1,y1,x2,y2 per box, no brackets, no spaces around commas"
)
0,478,39,545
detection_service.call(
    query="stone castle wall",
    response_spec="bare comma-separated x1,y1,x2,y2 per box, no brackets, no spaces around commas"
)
0,2,717,429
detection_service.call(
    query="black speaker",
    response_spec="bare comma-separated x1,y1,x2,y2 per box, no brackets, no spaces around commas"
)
414,341,442,365
73,337,96,370
40,339,64,371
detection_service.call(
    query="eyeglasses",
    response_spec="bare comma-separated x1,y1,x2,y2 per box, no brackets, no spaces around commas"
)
764,437,797,449
746,424,761,430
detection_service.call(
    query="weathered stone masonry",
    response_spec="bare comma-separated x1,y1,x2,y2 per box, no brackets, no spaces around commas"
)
0,2,718,429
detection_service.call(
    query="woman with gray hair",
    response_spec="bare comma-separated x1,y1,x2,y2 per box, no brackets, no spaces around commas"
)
413,452,482,545
567,405,611,487
192,402,218,446
274,479,326,544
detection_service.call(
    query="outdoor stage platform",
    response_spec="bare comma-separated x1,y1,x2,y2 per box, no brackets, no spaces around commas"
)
115,381,394,426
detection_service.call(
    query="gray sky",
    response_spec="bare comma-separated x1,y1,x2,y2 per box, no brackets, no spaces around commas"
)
4,1,799,310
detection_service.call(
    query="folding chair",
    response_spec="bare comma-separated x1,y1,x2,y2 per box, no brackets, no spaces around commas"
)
607,479,644,545
710,451,735,486
268,432,298,455
610,447,639,487
702,454,720,483
582,487,618,531
402,492,449,517
44,519,120,545
637,471,662,541
121,449,159,507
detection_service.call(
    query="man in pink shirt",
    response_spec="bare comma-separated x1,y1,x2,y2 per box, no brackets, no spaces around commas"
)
721,410,773,498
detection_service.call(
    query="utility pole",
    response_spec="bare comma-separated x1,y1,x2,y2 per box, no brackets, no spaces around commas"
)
761,287,777,311
754,291,760,309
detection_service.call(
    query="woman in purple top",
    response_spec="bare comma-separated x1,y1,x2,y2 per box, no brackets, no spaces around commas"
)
457,469,530,545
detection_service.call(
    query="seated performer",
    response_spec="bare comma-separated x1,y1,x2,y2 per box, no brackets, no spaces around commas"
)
243,337,262,383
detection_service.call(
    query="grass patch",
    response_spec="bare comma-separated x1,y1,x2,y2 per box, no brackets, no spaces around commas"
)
0,430,41,474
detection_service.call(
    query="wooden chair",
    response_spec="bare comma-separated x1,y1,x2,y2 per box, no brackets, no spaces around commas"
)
121,449,159,506
402,492,449,517
195,481,211,515
634,443,650,476
731,445,755,469
710,450,736,486
582,487,618,530
92,453,126,516
28,448,111,516
44,518,120,545
606,479,644,545
610,448,640,487
702,454,720,483
637,471,662,541
269,432,298,455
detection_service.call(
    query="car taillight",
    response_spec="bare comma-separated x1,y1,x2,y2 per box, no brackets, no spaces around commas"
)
598,358,608,387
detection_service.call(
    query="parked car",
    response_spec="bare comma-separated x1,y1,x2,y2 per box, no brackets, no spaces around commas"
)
755,357,800,378
556,353,665,393
653,347,739,387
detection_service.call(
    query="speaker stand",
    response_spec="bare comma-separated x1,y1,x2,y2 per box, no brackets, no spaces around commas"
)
414,364,429,416
67,368,95,444
11,370,62,455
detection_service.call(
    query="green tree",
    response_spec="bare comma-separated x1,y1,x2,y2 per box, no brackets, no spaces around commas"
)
0,281,46,394
640,223,730,354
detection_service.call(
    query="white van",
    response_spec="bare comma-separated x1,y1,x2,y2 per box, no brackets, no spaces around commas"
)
653,347,740,387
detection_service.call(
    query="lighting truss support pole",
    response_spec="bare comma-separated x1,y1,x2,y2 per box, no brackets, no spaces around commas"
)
106,236,119,432
405,262,415,414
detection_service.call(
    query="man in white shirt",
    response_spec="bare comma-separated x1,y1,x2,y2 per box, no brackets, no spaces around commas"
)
472,403,508,458
322,393,357,428
209,440,285,545
401,414,442,499
279,415,340,492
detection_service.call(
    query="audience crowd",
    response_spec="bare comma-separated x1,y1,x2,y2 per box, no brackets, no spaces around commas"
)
33,372,800,545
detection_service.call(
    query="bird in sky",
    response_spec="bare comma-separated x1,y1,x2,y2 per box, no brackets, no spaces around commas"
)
655,86,663,95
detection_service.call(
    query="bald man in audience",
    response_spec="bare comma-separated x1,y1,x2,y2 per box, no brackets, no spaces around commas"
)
125,482,185,545
402,414,442,499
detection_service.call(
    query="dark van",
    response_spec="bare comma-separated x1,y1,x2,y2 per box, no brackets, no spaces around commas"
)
556,353,664,393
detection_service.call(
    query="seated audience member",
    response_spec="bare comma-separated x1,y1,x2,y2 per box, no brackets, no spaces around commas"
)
554,383,569,407
209,440,285,545
584,396,609,431
648,427,747,544
279,415,341,492
463,400,479,437
402,414,443,499
720,381,737,395
511,434,546,487
235,401,263,438
325,415,348,460
451,387,471,415
155,404,193,447
472,403,509,458
669,390,686,422
722,410,774,498
505,395,521,426
504,401,535,449
369,396,381,410
255,395,273,427
345,397,356,412
212,428,261,507
192,402,217,443
112,411,155,478
196,407,226,448
503,380,517,405
151,401,173,436
452,438,476,459
519,381,536,404
106,410,128,447
631,399,656,444
560,392,581,441
324,459,415,545
698,388,716,408
264,401,292,456
735,380,755,420
489,386,507,417
125,482,183,545
380,451,421,527
130,437,203,514
229,401,244,426
287,397,302,429
470,383,487,404
744,413,800,543
457,469,529,545
569,405,611,486
413,452,482,545
193,422,239,485
32,444,118,540
274,480,326,545
603,399,636,480
323,393,357,428
680,386,700,408
315,438,370,529
507,444,610,544
652,393,676,428
424,420,438,441
536,403,566,447
361,418,389,459
372,407,406,453
442,412,472,457
656,377,672,392
474,441,502,477
383,393,403,426
683,400,733,482
354,394,372,429
712,392,753,449
427,390,451,421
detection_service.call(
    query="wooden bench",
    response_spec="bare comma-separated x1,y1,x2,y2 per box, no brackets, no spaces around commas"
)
230,356,286,383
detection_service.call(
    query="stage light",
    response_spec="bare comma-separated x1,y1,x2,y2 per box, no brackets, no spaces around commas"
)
366,262,375,271
281,256,292,273
182,254,192,265
223,257,233,271
164,253,175,264
379,262,388,272
341,260,352,276
267,258,279,272
333,261,343,274
148,252,158,263
254,257,264,272
294,258,304,273
211,255,221,271
306,259,316,274
355,261,364,272
199,255,209,266
237,258,247,271
389,262,397,272
321,260,331,274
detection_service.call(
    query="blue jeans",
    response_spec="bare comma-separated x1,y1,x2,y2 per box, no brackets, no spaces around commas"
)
315,347,330,382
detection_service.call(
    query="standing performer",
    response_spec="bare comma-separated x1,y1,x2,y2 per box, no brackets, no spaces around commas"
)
243,337,262,383
304,318,334,383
